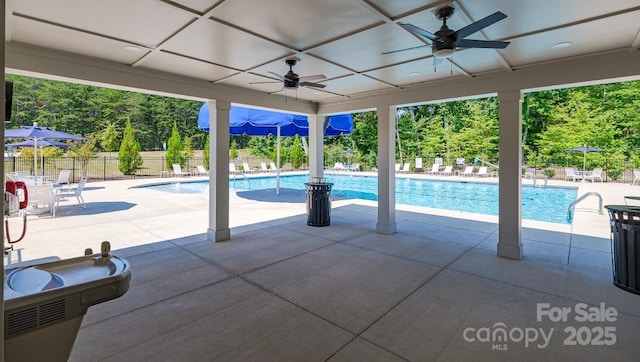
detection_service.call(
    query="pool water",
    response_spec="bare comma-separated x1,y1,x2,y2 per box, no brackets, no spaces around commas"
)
145,174,578,224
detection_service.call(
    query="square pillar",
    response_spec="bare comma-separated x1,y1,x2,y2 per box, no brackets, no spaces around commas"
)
497,90,523,259
207,100,231,242
377,105,397,234
308,114,324,180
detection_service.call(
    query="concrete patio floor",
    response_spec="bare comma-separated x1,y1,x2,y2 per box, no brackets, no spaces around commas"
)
5,174,640,361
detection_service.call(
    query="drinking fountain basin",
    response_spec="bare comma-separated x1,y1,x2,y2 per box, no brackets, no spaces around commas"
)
4,242,131,362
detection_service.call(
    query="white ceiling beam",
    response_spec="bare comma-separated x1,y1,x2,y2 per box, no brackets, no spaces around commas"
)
5,42,318,114
318,49,640,114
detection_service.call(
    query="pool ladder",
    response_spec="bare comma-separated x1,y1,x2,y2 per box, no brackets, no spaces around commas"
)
231,172,250,189
567,192,603,222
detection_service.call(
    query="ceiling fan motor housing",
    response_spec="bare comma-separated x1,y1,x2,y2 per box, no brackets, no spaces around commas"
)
432,38,456,58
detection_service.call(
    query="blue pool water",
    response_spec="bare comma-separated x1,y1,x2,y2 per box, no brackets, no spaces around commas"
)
143,174,578,224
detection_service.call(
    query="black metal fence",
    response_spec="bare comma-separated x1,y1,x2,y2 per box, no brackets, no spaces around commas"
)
4,155,639,184
3,155,307,183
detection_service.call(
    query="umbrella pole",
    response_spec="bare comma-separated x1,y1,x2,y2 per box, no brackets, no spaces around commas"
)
276,126,280,195
34,138,38,185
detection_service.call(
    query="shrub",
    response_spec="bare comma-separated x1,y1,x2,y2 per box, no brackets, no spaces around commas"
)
118,120,142,175
543,168,556,179
165,122,185,169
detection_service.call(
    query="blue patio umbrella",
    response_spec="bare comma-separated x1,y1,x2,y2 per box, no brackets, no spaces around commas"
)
5,122,86,181
565,145,605,174
7,139,71,148
197,104,353,193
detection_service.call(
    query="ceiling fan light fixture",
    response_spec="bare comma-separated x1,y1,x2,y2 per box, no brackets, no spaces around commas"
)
433,48,454,58
408,72,421,76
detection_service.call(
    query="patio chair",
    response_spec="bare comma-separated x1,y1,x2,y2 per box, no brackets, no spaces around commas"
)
584,168,603,183
52,169,72,190
195,165,208,176
269,162,278,172
260,162,270,173
347,163,360,171
395,163,401,173
633,169,640,185
564,168,579,181
333,162,345,171
475,166,489,177
461,166,475,176
242,162,254,173
439,165,454,176
425,163,440,175
229,163,239,174
53,176,87,217
172,164,191,176
400,162,410,173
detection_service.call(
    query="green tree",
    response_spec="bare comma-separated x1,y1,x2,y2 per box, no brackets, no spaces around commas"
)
290,136,305,169
101,122,119,152
203,136,210,170
118,120,142,175
229,140,238,160
183,136,194,160
69,134,99,176
165,122,185,169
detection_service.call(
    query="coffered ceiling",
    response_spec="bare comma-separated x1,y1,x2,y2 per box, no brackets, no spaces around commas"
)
5,0,640,112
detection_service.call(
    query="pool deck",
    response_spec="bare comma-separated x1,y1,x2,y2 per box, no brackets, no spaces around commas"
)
5,172,640,361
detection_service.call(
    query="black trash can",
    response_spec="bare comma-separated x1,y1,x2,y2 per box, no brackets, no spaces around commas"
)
605,205,640,294
305,178,333,227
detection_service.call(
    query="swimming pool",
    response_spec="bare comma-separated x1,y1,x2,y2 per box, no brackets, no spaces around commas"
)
142,174,578,224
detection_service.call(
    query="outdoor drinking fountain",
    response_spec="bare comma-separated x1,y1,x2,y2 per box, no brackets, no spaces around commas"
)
4,241,131,361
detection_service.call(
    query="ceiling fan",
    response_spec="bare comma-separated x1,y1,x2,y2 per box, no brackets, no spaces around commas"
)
385,5,510,58
250,58,326,91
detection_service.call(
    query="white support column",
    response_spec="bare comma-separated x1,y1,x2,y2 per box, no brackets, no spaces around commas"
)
497,90,523,259
207,100,231,242
308,114,324,180
377,105,397,234
1,0,6,355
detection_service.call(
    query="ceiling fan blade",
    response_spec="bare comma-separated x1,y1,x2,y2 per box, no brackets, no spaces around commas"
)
456,39,510,49
249,81,281,84
300,82,326,89
299,74,326,82
453,11,507,40
382,44,430,55
268,71,286,81
399,23,437,41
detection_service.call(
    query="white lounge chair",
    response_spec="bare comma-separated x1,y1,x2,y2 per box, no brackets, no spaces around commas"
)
400,163,410,173
395,163,401,173
229,163,239,174
260,162,270,173
269,162,278,172
461,166,475,176
333,162,345,172
584,168,603,183
53,176,87,216
172,163,191,176
195,165,208,176
633,169,640,185
242,162,254,173
425,163,440,174
439,165,453,176
476,166,489,177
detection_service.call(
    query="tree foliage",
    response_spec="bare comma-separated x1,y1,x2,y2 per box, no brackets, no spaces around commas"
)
165,122,185,169
118,120,142,175
7,73,640,171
